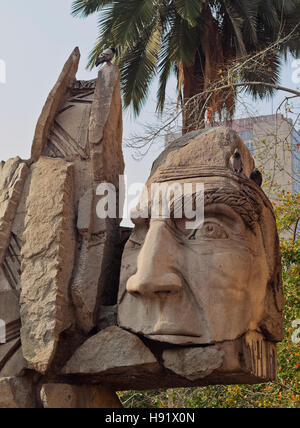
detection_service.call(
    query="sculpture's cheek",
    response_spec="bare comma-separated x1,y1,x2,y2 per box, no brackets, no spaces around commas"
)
180,243,267,342
118,231,269,345
183,243,254,291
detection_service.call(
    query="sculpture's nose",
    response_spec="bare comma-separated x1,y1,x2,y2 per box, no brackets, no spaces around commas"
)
126,220,183,298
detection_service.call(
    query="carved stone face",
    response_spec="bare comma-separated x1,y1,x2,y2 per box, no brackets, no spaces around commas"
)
118,128,283,346
118,177,269,345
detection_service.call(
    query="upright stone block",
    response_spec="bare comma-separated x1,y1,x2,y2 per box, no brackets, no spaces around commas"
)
0,158,28,265
20,157,76,374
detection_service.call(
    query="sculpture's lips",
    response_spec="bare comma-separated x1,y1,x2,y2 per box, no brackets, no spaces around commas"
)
144,323,204,345
146,334,205,345
149,322,203,338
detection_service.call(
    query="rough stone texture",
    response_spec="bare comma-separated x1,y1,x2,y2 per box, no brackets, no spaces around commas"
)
11,170,32,242
116,126,283,387
0,157,28,265
77,187,94,234
20,157,76,374
0,347,27,377
0,377,35,408
63,327,161,377
0,290,20,342
1,234,23,293
72,238,105,333
89,64,124,186
97,305,117,330
40,383,122,409
163,347,224,381
0,339,21,372
0,290,19,326
0,266,11,292
43,80,96,161
69,64,124,334
242,331,278,380
119,126,283,348
150,127,255,181
31,47,80,162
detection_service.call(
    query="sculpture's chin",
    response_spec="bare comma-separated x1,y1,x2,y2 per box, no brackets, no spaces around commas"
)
146,334,205,346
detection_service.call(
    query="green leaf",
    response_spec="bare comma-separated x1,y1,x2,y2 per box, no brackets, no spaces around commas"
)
173,0,206,27
71,0,111,17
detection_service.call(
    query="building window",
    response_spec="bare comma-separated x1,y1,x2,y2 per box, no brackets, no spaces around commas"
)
238,130,254,154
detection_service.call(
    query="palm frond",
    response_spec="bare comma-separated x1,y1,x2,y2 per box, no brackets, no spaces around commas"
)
242,50,281,98
71,0,110,17
119,19,163,114
222,0,247,56
100,0,156,46
173,0,206,27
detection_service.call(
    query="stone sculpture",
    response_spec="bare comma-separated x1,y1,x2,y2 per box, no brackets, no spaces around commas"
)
0,47,125,407
0,47,284,408
116,127,284,387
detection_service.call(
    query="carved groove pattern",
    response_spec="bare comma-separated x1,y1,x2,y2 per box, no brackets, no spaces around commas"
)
2,233,22,293
246,337,277,380
44,80,96,159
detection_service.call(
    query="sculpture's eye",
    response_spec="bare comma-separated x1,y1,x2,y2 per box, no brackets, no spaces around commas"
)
190,222,228,240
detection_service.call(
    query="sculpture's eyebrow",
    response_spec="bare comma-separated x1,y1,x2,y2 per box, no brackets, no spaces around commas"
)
131,186,261,230
167,187,261,229
203,187,261,230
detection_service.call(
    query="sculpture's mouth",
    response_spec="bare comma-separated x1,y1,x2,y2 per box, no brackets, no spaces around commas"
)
146,334,205,345
144,322,204,345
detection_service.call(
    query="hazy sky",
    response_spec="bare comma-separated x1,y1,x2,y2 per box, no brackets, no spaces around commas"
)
0,0,299,218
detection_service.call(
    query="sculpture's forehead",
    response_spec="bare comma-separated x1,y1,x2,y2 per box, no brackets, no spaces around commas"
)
150,127,255,183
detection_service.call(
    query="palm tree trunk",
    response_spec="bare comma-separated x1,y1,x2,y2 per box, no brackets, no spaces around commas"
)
182,52,205,134
182,7,226,134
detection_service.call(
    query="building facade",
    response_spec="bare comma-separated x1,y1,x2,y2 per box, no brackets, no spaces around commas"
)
232,114,300,198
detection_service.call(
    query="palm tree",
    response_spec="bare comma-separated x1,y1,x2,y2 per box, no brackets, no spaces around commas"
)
72,0,300,132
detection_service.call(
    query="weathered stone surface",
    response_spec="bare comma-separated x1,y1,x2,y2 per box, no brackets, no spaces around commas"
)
119,126,283,350
69,64,125,334
0,290,19,326
163,347,224,381
63,327,161,377
20,157,76,374
31,47,80,162
0,377,35,408
0,157,28,264
43,80,95,160
150,127,255,180
0,347,27,377
0,290,20,343
89,64,124,186
40,383,122,409
11,171,32,241
0,339,21,371
72,238,105,333
72,159,93,204
1,234,22,293
77,187,94,234
0,267,11,291
242,331,278,380
97,305,117,330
